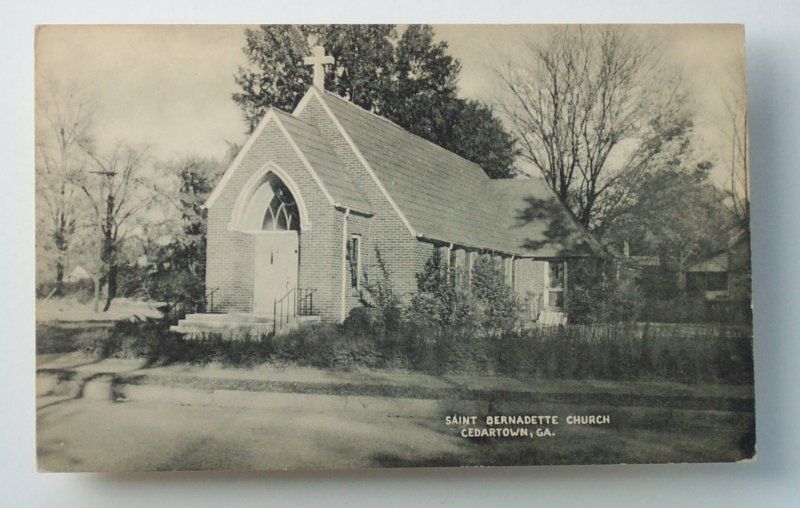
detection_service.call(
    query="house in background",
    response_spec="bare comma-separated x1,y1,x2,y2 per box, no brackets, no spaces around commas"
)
65,265,92,283
682,230,751,303
173,47,599,334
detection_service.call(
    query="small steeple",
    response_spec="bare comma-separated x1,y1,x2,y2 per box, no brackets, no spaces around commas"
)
304,45,335,89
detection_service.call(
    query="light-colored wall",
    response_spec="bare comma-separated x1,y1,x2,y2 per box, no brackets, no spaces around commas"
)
514,258,547,319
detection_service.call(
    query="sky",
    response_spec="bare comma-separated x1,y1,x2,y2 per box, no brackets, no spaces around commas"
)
35,24,746,179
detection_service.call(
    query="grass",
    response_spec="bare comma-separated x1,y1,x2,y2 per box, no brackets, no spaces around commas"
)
36,316,754,386
37,322,115,354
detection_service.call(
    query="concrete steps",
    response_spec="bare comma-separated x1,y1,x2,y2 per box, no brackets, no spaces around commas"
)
537,310,567,325
170,313,321,337
170,312,273,337
183,312,274,324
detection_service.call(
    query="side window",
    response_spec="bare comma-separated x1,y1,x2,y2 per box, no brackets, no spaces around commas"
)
347,235,361,289
546,260,566,310
548,261,565,289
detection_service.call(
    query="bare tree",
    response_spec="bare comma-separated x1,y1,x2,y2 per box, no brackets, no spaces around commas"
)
35,81,96,295
500,26,693,232
74,144,152,312
721,65,750,230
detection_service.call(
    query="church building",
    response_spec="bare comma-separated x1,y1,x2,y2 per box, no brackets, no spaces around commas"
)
176,47,598,334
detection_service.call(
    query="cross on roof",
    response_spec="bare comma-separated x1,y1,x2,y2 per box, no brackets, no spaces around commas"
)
304,45,335,89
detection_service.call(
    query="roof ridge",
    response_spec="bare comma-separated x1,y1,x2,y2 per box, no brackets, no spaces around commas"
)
318,89,491,179
318,88,405,129
269,106,318,129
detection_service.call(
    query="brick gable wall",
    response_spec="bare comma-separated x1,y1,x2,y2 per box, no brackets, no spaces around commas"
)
206,120,341,321
297,96,432,314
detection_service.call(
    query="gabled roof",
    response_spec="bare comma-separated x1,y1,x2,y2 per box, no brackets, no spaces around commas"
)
313,89,598,257
205,108,371,214
685,228,749,272
687,251,729,272
489,178,601,257
271,109,371,214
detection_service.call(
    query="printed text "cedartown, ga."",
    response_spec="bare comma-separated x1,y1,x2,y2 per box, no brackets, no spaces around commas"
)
445,414,611,438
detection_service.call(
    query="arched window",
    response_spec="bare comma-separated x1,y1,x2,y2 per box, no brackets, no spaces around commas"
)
261,173,300,231
231,163,310,233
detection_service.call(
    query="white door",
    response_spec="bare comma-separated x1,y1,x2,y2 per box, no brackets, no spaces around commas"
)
253,232,299,315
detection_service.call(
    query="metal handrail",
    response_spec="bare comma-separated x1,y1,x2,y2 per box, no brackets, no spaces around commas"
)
273,287,295,334
297,288,318,316
273,287,318,334
204,286,221,313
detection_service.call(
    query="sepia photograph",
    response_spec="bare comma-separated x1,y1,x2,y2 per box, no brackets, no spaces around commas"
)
34,24,754,472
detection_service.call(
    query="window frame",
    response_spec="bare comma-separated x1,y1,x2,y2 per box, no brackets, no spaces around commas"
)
348,234,361,289
544,260,567,311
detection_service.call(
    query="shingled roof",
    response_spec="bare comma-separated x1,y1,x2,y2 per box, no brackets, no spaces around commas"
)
316,90,598,257
205,107,372,214
272,109,372,214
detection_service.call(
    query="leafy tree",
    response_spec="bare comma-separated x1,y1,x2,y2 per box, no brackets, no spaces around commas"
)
164,158,221,275
233,24,517,178
607,161,733,275
233,26,311,133
312,25,397,113
390,25,517,178
145,156,225,317
386,24,460,140
447,99,518,179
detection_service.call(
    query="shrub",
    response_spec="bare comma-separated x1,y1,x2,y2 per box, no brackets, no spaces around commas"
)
410,249,476,332
355,248,404,336
76,327,117,357
640,295,752,324
143,269,206,322
59,303,752,386
567,258,644,324
470,255,521,335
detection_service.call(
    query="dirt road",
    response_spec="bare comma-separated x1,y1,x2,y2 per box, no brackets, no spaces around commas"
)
36,387,754,472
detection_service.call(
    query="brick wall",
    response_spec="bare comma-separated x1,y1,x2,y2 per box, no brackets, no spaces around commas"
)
514,258,547,318
206,120,340,321
297,96,431,315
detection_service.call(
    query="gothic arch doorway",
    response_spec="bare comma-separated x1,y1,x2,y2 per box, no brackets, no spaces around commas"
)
232,166,303,315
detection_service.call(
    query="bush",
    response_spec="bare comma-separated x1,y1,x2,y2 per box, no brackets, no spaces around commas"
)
410,250,522,335
567,258,644,324
470,255,521,335
410,249,476,331
74,321,180,362
640,295,752,324
62,317,752,386
143,268,205,322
